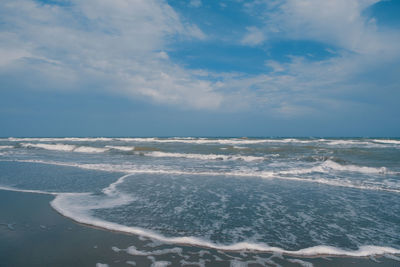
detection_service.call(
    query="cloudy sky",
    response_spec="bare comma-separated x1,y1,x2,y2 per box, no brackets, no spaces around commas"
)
1,0,399,137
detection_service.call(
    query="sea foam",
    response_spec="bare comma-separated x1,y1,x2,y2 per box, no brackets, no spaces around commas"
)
49,189,400,257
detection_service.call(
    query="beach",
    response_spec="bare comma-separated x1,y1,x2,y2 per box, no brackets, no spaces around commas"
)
1,189,399,267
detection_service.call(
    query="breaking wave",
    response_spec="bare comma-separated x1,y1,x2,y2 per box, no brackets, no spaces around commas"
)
145,151,265,162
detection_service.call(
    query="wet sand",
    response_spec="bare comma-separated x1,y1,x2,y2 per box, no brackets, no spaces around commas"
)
0,190,399,266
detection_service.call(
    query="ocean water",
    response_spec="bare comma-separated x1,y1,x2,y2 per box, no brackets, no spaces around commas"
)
1,137,400,258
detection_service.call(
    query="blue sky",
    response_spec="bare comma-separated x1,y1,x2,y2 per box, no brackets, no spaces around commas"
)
0,0,399,137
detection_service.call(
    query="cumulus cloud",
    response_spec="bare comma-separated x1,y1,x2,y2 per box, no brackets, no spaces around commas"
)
230,0,400,116
251,0,398,55
1,0,399,119
0,0,217,109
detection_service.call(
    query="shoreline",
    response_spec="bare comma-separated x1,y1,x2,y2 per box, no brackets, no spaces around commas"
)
1,189,399,266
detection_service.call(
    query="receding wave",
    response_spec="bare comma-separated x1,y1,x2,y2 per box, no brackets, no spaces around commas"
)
48,175,400,257
145,151,265,162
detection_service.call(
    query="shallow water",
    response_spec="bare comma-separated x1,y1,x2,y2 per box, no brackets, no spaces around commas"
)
0,137,399,256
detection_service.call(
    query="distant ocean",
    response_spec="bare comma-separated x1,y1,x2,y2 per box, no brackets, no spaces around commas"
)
1,137,400,258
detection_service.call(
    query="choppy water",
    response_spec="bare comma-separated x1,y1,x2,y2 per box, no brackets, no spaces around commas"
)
1,137,400,257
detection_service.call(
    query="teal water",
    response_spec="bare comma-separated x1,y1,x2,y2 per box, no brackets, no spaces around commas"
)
0,137,399,256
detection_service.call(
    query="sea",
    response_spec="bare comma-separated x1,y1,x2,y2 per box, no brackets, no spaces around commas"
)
1,137,400,263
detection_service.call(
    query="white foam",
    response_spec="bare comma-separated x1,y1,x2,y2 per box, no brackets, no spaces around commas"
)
10,159,400,194
73,146,108,153
46,172,400,257
96,263,109,267
125,246,183,256
287,259,313,267
230,260,247,267
20,143,108,153
21,143,76,152
281,160,391,175
0,145,13,150
146,151,265,162
321,160,389,174
3,171,388,259
49,194,400,258
8,137,113,142
372,139,400,145
150,261,171,267
111,138,320,145
0,185,59,195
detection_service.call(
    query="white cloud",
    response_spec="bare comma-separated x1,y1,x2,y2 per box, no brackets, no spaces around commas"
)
189,0,202,8
257,0,397,55
1,0,399,119
241,26,266,46
0,0,215,109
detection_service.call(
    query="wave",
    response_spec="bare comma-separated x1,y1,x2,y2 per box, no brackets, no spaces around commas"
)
49,182,400,257
8,159,400,193
20,143,108,153
7,137,113,142
281,160,391,175
0,145,13,150
4,136,400,145
105,145,135,152
145,151,265,162
372,139,400,145
1,174,399,257
17,142,263,161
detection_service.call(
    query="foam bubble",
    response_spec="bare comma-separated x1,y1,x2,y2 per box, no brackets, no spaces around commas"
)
287,259,313,267
150,260,171,267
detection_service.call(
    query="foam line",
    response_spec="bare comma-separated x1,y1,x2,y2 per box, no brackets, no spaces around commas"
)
20,143,108,153
7,159,400,194
0,185,61,195
1,174,399,258
4,137,400,146
145,151,265,162
50,191,400,257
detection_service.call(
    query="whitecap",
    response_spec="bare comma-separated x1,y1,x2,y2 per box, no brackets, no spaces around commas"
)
20,143,108,153
145,151,265,162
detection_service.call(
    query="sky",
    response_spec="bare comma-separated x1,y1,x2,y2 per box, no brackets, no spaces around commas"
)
0,0,399,137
